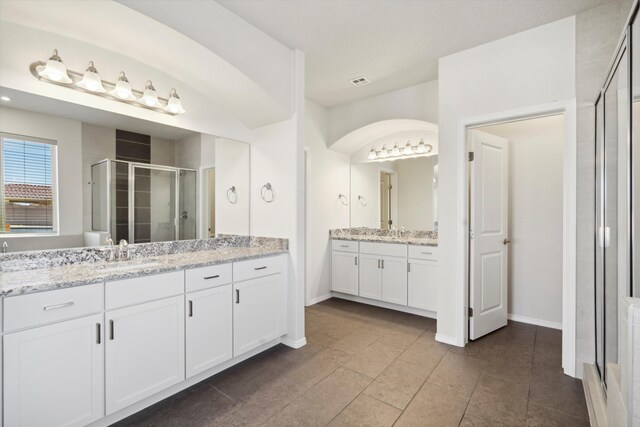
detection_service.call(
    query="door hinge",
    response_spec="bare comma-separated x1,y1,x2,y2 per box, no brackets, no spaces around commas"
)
468,307,473,317
468,152,474,161
388,184,393,190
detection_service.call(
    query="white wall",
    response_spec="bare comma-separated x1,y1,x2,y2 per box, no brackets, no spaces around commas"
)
214,138,250,236
304,100,350,304
328,80,439,144
438,17,575,346
250,50,305,346
397,156,435,231
0,106,83,250
479,115,564,328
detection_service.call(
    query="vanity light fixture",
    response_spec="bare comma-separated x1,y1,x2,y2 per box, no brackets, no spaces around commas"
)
139,80,160,107
403,141,413,155
415,138,429,154
0,96,10,102
165,88,186,114
77,61,106,93
366,138,434,163
36,49,72,83
378,144,389,159
30,49,186,115
111,72,136,101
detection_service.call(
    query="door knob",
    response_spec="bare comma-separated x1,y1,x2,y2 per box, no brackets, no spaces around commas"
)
503,238,511,245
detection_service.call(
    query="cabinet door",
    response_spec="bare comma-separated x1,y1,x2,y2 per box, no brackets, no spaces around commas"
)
331,251,359,295
408,259,438,312
186,285,233,378
233,273,285,356
359,254,382,300
4,314,104,427
381,256,408,305
105,295,185,414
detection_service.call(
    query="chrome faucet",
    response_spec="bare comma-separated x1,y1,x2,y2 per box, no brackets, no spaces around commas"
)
119,239,129,261
1,242,7,253
106,237,115,262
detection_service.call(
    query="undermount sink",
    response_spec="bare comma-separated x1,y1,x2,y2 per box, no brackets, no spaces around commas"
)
98,259,161,273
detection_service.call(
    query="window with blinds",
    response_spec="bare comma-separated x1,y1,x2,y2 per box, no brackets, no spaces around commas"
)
0,134,57,234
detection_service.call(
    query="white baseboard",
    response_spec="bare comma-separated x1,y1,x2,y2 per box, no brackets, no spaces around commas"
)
281,336,307,349
507,314,562,330
435,333,461,347
333,292,436,319
305,293,333,306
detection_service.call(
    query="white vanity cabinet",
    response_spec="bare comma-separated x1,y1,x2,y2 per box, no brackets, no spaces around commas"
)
186,284,233,377
2,253,288,426
105,272,185,414
4,313,104,427
331,240,359,295
408,245,439,312
233,256,286,356
359,242,408,305
331,239,437,316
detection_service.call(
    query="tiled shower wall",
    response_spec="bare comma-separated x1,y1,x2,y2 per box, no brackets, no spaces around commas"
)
115,129,151,243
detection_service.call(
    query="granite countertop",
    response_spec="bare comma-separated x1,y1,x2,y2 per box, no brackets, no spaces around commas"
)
331,234,438,247
329,227,438,247
0,246,287,298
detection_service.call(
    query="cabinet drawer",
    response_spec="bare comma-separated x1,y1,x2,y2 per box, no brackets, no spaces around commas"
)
359,241,407,257
106,271,184,310
331,240,358,253
233,255,284,283
408,245,439,261
185,263,232,293
4,284,104,332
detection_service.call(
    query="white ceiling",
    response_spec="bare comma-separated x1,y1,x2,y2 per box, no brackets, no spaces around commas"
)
217,0,612,108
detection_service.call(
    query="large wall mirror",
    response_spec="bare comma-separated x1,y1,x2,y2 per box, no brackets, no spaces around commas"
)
349,129,438,232
0,90,250,252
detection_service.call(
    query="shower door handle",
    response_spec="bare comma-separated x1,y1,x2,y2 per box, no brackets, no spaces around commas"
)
598,226,610,248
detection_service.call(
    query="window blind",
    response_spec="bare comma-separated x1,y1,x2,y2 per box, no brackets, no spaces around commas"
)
0,134,56,234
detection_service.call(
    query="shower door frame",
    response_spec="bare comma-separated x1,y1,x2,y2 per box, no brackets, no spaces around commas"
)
129,162,181,244
90,159,196,244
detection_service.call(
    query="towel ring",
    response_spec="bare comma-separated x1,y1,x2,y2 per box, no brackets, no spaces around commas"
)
358,195,368,206
226,186,238,204
338,193,349,206
261,183,275,203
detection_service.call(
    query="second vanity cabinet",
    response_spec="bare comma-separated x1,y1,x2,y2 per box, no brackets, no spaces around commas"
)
2,253,287,427
331,239,438,316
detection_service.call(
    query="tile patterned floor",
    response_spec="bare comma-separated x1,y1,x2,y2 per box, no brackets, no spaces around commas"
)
115,298,589,426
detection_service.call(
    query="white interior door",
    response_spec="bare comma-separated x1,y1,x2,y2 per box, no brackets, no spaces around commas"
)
469,129,509,340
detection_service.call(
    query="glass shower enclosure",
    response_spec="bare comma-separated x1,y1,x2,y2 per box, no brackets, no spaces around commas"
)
91,159,196,243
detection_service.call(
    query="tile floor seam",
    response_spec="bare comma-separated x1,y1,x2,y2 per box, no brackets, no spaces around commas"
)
257,356,347,426
458,360,487,425
210,385,236,402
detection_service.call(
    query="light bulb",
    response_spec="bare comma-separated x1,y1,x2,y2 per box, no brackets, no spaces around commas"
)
368,148,377,160
164,88,186,114
77,61,106,93
139,80,160,107
36,49,72,83
416,139,427,154
110,72,135,100
391,143,401,156
379,145,389,158
403,141,413,155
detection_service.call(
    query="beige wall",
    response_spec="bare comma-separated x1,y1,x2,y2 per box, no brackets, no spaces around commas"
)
480,115,564,327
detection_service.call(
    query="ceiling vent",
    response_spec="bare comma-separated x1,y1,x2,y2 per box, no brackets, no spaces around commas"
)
350,76,370,87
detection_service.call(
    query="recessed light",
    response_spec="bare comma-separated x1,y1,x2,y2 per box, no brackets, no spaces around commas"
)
0,96,11,102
